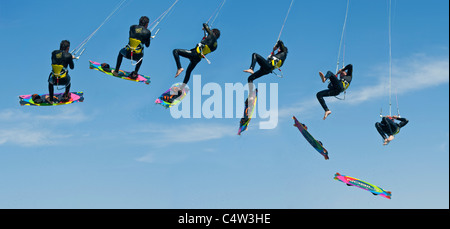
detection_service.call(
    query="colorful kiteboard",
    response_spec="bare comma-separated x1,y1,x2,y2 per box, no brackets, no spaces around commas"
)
19,92,84,107
155,83,190,109
238,89,258,136
334,173,392,199
89,60,151,85
293,116,329,160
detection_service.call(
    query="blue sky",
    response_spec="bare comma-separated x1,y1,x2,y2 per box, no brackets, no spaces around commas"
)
0,0,448,209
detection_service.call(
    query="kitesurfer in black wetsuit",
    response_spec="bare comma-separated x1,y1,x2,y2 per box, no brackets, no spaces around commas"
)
375,116,409,145
316,64,353,120
173,23,220,88
112,16,151,79
47,40,75,104
243,40,288,95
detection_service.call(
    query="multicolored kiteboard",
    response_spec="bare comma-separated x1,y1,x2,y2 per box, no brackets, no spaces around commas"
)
89,60,151,85
293,116,329,160
19,92,84,106
238,89,258,136
334,173,392,199
155,83,190,109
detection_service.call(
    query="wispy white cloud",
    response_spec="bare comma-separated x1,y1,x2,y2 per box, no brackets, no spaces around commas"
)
278,99,317,119
133,122,237,147
135,151,190,164
347,54,449,104
0,106,90,123
135,154,155,163
0,106,90,147
132,123,233,163
0,127,55,147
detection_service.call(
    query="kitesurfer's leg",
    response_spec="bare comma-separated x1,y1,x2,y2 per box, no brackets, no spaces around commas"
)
47,73,55,104
48,83,54,104
134,60,142,74
255,54,273,70
244,53,260,74
248,69,270,94
173,49,197,78
182,58,201,85
375,122,388,140
130,55,143,79
382,117,395,135
61,84,71,102
65,85,71,97
316,71,343,120
382,117,397,144
319,72,327,83
316,88,340,120
244,54,272,101
327,71,344,92
113,51,124,76
61,75,71,101
244,53,271,74
316,90,329,112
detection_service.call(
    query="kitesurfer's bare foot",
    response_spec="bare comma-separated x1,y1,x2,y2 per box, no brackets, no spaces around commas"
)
244,69,254,74
387,135,395,142
45,96,54,105
129,71,138,80
175,68,184,78
171,86,181,95
323,111,332,120
383,139,390,146
112,70,119,77
319,72,326,83
61,93,71,102
250,97,256,104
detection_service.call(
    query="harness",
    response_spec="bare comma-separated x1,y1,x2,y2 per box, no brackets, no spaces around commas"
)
51,64,69,90
126,38,144,65
393,127,400,135
196,43,213,57
51,64,67,79
127,38,143,54
332,77,350,101
268,54,284,78
270,56,283,70
341,79,350,91
196,42,215,64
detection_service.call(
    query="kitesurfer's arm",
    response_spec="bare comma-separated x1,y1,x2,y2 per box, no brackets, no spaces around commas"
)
339,64,353,76
274,40,287,53
393,116,409,128
67,53,75,69
144,30,151,48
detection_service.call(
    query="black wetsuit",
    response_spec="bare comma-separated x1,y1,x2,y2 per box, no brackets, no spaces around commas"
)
173,23,218,85
316,64,353,112
247,40,288,90
375,117,409,140
115,24,151,75
48,50,74,101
